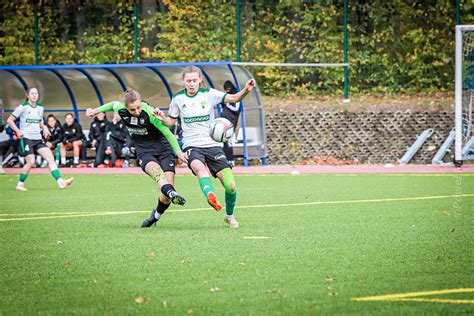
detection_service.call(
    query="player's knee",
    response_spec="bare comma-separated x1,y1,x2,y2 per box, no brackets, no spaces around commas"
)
45,156,55,165
224,181,236,194
193,166,208,178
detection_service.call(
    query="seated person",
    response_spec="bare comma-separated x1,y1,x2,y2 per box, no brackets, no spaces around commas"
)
1,123,21,168
44,114,63,165
104,114,132,168
80,112,108,167
59,113,84,167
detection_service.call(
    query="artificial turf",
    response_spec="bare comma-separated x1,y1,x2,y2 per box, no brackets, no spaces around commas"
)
0,173,473,315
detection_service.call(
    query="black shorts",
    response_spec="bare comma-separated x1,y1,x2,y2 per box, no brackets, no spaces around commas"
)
19,138,46,156
184,146,231,178
137,151,176,173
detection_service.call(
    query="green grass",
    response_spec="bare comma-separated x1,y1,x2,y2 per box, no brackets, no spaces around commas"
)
0,173,473,315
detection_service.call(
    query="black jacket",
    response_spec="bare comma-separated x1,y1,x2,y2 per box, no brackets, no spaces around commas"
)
62,120,84,144
106,121,132,147
47,122,63,146
89,117,108,142
220,81,241,126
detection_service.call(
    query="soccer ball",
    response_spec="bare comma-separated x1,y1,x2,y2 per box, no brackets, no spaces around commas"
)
210,118,234,142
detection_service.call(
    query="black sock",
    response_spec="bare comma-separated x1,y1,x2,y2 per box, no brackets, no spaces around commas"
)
160,184,176,199
156,199,171,214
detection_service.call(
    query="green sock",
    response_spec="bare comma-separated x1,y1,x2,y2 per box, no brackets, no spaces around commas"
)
51,169,61,181
225,191,237,216
19,173,27,182
198,177,215,197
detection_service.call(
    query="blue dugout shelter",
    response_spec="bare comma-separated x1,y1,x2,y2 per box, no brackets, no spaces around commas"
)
0,62,266,166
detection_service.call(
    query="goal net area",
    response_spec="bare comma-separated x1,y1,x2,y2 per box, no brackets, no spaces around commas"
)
455,25,474,162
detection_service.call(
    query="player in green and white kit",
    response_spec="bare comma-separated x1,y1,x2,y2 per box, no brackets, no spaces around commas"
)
86,89,188,227
7,88,74,191
155,66,256,228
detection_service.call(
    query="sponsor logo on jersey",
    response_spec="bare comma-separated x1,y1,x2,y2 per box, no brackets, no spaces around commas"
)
130,117,138,125
26,118,42,123
183,115,210,124
126,126,148,135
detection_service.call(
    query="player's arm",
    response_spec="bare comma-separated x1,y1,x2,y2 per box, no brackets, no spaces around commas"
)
40,111,51,139
7,107,24,138
154,109,177,127
153,98,179,127
224,79,256,103
152,116,188,163
143,104,187,162
6,115,21,136
86,101,122,118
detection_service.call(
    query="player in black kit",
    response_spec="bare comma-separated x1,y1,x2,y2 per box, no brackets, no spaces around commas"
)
86,89,188,228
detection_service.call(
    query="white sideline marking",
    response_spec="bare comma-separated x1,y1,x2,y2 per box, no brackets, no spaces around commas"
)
0,193,473,222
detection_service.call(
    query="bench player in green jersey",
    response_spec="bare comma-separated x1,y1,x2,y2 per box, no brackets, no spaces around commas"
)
154,66,256,228
86,89,188,227
7,88,74,191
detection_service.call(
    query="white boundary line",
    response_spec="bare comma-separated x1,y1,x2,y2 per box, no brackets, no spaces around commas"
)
1,193,472,222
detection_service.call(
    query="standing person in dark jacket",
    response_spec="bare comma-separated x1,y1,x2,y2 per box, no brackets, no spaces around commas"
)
220,80,241,166
44,114,63,165
60,113,84,167
81,112,108,167
104,113,132,168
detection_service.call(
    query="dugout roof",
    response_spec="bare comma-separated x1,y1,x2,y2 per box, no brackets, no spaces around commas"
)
0,62,266,164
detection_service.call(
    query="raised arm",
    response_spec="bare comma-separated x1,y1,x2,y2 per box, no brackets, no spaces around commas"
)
86,101,117,118
142,104,187,163
153,109,177,128
223,79,256,104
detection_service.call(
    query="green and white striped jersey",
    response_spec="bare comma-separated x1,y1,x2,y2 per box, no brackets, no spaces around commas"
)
168,88,226,149
12,102,44,140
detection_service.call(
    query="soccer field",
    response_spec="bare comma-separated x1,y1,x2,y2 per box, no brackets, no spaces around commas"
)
0,173,473,314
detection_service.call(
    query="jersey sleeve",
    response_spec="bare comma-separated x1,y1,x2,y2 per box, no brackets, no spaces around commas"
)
208,88,227,106
11,105,25,119
97,101,125,113
142,103,182,154
168,98,180,119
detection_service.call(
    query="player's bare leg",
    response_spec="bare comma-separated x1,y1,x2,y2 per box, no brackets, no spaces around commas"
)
16,154,34,191
37,147,74,189
141,162,185,228
191,159,222,211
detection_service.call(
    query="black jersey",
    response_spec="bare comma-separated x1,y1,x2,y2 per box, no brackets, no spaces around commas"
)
221,101,241,127
97,101,181,155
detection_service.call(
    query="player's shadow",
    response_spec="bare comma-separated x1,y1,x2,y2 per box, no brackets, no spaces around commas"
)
122,222,225,231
